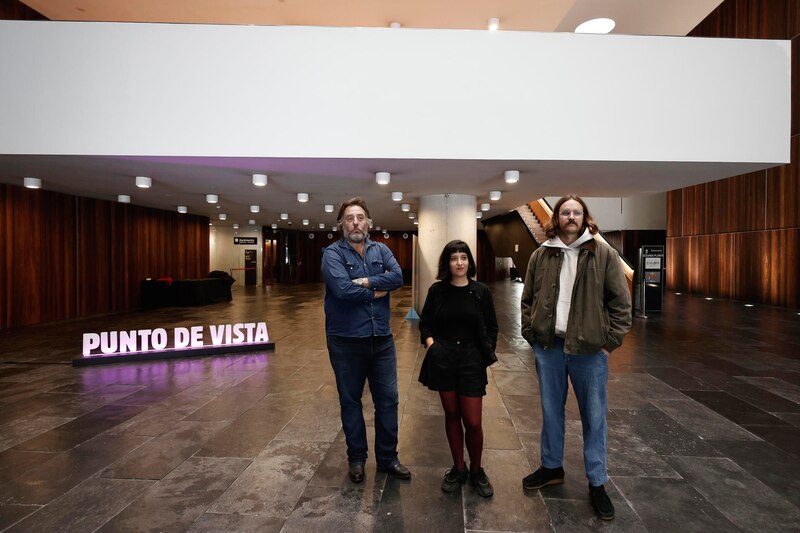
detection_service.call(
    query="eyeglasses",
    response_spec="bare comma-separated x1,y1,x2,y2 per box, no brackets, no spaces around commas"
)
344,214,366,223
559,210,584,217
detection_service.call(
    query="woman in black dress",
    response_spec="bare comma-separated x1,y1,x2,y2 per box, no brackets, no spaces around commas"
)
418,240,499,497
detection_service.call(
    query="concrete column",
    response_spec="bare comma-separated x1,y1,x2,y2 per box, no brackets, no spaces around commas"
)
415,194,476,311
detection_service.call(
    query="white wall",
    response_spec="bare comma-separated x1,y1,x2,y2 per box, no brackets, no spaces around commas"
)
0,21,790,164
546,193,666,231
209,226,263,286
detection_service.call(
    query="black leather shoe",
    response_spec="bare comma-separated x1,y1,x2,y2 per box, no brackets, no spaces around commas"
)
378,463,411,479
348,464,365,483
589,484,615,520
522,466,565,490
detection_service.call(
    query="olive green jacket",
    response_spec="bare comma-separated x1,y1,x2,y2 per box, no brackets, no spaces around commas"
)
520,238,631,355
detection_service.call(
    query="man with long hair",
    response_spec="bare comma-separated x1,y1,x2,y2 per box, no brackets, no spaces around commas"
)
520,195,631,520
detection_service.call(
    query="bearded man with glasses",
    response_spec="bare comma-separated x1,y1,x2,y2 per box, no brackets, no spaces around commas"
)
322,197,411,484
520,195,631,520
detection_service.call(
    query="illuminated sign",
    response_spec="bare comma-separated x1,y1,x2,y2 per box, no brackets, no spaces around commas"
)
234,237,258,245
81,322,270,357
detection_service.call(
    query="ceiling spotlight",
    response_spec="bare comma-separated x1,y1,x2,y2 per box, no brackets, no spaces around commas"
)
389,21,401,29
248,219,256,225
219,213,227,221
233,223,239,229
332,226,338,231
297,193,309,202
504,170,520,184
118,195,131,204
401,203,411,212
302,219,309,226
488,18,499,31
319,223,325,229
489,191,501,201
135,176,151,189
476,211,483,219
481,203,490,211
408,212,416,219
23,177,41,189
271,223,278,229
252,173,268,187
280,213,288,220
414,220,419,225
177,205,187,214
376,172,391,185
324,204,334,213
250,205,260,213
744,303,754,307
206,194,218,204
391,192,403,201
375,226,381,231
575,17,616,34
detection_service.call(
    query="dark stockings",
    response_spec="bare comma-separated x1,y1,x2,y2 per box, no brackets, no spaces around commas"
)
439,391,484,472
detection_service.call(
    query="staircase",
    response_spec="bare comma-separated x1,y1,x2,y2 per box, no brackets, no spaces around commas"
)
516,204,547,245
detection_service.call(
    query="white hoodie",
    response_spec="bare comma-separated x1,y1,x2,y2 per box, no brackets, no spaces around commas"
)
541,228,595,337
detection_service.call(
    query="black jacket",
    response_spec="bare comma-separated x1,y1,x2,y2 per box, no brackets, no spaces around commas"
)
419,279,499,362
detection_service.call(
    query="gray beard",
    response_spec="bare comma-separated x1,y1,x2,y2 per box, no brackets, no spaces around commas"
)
346,231,365,243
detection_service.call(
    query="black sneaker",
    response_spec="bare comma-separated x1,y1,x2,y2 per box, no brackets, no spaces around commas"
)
470,467,494,498
441,465,468,493
589,484,615,520
522,466,565,490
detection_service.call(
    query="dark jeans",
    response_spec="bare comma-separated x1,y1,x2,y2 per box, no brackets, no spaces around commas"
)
327,335,399,469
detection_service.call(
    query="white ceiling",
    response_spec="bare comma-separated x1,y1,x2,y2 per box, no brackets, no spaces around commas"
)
2,0,732,231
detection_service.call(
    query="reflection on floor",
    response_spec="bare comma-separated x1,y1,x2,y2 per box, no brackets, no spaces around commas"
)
1,281,800,532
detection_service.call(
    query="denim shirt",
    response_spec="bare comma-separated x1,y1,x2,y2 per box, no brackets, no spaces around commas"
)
322,237,403,337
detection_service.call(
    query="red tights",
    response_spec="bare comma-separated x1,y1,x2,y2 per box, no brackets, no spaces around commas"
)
439,391,483,472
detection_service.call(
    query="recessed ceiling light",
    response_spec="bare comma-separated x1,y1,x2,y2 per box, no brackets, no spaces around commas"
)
375,226,381,231
280,213,289,220
325,204,334,213
575,17,615,34
135,176,151,189
392,192,403,201
675,292,682,295
118,195,131,203
319,223,325,229
401,203,411,212
233,223,239,229
271,223,278,229
302,219,309,225
252,173,267,187
177,205,187,214
489,191,501,201
219,213,227,220
249,219,256,225
206,194,218,204
476,211,483,219
389,21,401,29
408,212,416,219
23,177,41,189
414,220,418,225
376,172,390,185
504,170,519,184
481,203,490,211
488,18,499,31
250,205,260,213
297,193,309,203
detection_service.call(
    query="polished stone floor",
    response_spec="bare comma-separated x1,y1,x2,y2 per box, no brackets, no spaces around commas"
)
1,281,800,532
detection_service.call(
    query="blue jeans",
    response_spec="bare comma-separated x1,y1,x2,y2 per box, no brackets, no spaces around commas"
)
327,335,399,469
533,337,609,486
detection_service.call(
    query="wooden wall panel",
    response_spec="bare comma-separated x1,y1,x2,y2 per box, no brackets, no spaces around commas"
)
688,0,736,37
0,185,77,328
793,37,799,137
735,0,791,39
737,229,800,307
685,234,737,298
708,172,766,233
666,237,688,292
77,198,113,316
681,184,708,236
767,135,800,229
666,189,682,238
0,0,46,20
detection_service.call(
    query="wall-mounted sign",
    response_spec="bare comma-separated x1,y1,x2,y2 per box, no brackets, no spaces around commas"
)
234,237,257,245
